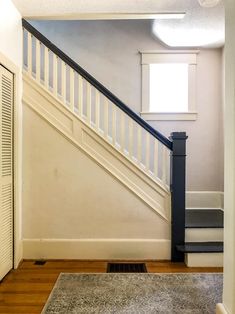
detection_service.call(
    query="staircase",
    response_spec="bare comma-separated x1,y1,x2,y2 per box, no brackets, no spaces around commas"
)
22,19,223,266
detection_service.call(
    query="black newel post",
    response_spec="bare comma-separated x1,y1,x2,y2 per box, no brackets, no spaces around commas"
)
170,132,188,262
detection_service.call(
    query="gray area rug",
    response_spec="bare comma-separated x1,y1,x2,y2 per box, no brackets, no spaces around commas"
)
42,273,222,314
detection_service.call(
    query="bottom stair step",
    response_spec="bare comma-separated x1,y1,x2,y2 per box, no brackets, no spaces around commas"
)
176,242,223,267
176,242,223,253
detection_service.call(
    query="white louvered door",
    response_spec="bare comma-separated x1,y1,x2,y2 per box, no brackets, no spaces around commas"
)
0,65,14,280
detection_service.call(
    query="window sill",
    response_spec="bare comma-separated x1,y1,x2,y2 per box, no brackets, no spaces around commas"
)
140,111,197,121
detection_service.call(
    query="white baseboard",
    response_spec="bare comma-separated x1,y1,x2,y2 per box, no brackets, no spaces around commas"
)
186,191,224,209
14,239,23,269
216,304,229,314
185,252,223,267
23,238,171,260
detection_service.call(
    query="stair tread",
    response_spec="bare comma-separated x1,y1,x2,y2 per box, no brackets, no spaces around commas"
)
176,242,223,253
185,209,224,228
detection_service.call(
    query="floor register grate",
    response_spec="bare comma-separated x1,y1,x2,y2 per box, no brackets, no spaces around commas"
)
107,263,147,273
34,260,46,265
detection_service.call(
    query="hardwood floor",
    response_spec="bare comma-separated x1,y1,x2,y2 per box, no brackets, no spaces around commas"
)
0,260,223,314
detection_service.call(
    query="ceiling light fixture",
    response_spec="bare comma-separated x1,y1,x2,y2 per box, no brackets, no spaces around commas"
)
198,0,221,7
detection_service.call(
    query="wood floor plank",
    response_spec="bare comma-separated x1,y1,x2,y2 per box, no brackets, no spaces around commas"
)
0,293,48,305
0,260,223,314
0,305,43,314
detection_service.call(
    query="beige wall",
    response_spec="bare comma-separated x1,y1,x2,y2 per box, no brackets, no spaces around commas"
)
22,104,171,259
31,19,224,192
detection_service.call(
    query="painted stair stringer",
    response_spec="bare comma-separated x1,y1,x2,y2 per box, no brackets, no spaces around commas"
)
23,73,171,223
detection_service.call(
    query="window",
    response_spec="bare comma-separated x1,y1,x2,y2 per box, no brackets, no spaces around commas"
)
140,51,198,120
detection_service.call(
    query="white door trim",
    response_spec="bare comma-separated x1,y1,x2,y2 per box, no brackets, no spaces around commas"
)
0,51,23,269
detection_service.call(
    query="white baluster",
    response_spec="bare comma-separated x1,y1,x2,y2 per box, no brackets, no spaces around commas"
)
128,119,133,159
23,28,25,68
137,126,142,165
35,39,41,82
146,132,150,171
120,111,125,153
27,32,32,74
153,139,159,179
78,75,83,117
86,82,91,124
95,90,100,131
104,98,109,139
165,147,170,186
162,145,168,185
61,61,66,105
44,46,49,89
70,68,75,111
112,106,116,146
53,54,58,97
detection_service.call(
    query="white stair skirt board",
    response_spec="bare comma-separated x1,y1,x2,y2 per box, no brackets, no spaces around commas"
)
185,253,223,267
185,228,223,242
216,304,229,314
23,239,171,260
186,191,224,209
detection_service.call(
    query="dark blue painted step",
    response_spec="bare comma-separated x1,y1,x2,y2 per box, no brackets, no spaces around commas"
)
186,209,224,228
176,242,223,253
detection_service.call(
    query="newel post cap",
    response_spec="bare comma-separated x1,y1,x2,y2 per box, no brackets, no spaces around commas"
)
169,132,188,141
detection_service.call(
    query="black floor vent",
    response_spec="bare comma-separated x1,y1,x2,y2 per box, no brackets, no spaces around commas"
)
107,263,147,273
34,260,46,265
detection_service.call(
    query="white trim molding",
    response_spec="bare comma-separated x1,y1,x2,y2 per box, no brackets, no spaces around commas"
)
140,50,199,121
140,50,199,65
0,51,23,269
216,304,229,314
186,191,224,209
26,12,186,20
23,238,171,260
140,111,197,121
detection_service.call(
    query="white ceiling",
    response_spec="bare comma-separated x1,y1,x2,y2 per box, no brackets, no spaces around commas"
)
12,0,224,48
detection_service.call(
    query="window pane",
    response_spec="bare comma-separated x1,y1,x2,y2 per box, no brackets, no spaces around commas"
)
149,63,188,112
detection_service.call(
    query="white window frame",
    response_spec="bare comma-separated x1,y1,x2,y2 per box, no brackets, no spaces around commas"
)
140,50,199,121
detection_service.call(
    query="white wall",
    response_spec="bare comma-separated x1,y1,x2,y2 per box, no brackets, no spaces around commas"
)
30,19,224,192
0,0,22,266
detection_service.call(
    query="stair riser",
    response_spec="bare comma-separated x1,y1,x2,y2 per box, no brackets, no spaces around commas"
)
185,253,223,267
185,228,223,242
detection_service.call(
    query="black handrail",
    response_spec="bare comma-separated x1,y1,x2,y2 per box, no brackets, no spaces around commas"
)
22,19,172,150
